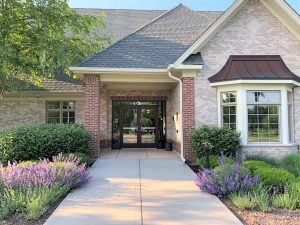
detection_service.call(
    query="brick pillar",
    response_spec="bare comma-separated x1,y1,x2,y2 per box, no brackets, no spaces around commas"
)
182,77,197,163
84,75,101,157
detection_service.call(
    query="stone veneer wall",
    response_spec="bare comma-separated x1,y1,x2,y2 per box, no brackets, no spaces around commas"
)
195,0,300,155
0,96,85,131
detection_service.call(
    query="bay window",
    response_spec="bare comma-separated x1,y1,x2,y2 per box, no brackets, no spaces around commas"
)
247,91,280,143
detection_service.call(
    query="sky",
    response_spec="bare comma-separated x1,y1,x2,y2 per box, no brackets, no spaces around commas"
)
69,0,300,13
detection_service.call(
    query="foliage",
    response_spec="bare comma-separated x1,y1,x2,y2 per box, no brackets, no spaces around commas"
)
272,182,300,209
230,184,272,212
0,0,110,96
198,154,234,169
253,167,295,188
195,156,260,198
243,160,272,173
189,125,241,158
229,191,257,210
63,152,92,166
0,124,91,163
280,153,300,177
0,153,91,189
249,184,272,212
246,155,280,167
0,185,70,220
0,153,90,220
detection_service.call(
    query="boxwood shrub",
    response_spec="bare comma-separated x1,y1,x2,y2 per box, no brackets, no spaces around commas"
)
0,124,91,163
199,154,234,169
189,125,241,158
253,167,295,188
243,160,272,173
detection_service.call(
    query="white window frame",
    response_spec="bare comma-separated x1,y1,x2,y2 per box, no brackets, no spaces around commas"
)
217,84,294,146
220,91,237,130
246,90,281,144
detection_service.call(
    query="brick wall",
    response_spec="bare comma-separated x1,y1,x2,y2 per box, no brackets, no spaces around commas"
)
0,96,84,131
182,77,196,163
84,75,101,156
195,0,300,155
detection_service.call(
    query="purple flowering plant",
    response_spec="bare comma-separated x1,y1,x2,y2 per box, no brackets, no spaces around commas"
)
195,156,260,198
0,153,91,189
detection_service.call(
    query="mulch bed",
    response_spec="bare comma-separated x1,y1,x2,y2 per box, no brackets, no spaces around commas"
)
188,164,300,225
0,197,64,225
222,198,300,225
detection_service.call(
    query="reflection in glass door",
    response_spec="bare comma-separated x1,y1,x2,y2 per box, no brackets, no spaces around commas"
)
112,100,166,148
122,109,138,144
141,108,157,144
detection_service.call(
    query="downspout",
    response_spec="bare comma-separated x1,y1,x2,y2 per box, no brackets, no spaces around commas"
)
167,65,186,163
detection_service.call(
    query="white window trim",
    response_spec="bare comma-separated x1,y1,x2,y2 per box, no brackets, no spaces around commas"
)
220,91,237,129
217,83,295,146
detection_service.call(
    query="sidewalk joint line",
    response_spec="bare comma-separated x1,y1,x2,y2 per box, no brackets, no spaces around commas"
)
139,159,144,225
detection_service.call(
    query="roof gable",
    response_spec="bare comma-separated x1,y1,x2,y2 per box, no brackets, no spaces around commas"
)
78,4,222,69
174,0,300,68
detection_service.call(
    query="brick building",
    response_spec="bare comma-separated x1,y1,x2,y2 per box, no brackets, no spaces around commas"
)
1,0,300,162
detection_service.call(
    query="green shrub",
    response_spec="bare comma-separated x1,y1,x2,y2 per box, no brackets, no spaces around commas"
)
0,124,91,163
229,184,272,212
246,155,280,167
280,153,300,177
243,160,272,173
62,152,92,166
272,182,300,209
0,185,70,220
189,125,241,158
253,167,295,188
250,184,272,212
199,155,234,169
229,192,257,210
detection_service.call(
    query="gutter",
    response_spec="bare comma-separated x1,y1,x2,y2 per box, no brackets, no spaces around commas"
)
167,65,186,163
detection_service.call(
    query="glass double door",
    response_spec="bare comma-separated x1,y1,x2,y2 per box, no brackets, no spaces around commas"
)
121,106,158,148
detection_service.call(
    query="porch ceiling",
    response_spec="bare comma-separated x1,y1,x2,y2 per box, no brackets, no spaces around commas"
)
104,82,177,91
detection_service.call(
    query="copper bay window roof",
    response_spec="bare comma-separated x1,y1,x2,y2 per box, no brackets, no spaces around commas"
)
208,55,300,83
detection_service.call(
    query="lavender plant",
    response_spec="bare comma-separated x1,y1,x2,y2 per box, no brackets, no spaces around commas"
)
0,153,91,189
195,156,260,198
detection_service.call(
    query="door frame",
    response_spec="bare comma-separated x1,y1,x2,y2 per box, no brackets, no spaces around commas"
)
121,105,159,148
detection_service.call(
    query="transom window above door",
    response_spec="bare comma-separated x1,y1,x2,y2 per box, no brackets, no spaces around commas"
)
46,101,75,124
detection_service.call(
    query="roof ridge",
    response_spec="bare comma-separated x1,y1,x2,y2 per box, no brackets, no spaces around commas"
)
74,8,166,12
78,4,185,67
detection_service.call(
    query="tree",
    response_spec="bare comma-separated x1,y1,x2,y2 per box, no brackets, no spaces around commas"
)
0,0,110,97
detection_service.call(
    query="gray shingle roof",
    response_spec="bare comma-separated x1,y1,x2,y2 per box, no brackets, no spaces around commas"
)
78,5,222,68
24,6,223,92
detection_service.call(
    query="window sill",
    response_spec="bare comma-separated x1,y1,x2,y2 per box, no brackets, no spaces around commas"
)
244,143,297,147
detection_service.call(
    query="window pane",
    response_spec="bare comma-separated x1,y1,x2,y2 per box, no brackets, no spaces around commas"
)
48,111,60,118
230,106,236,114
288,92,292,105
63,102,75,110
223,106,229,114
63,111,76,124
248,104,279,143
222,92,236,103
223,115,230,123
48,117,60,124
247,91,280,104
47,102,60,110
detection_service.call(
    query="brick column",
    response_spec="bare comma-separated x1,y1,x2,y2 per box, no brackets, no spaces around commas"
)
84,75,101,157
182,77,197,163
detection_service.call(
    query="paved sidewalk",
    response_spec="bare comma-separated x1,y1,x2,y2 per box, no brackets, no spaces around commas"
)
45,149,242,225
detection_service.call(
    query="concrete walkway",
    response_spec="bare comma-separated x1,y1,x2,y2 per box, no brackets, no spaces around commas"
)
45,149,242,225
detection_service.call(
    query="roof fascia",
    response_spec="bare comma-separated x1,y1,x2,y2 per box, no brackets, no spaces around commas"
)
70,67,168,74
260,0,300,40
173,0,248,67
210,79,300,87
